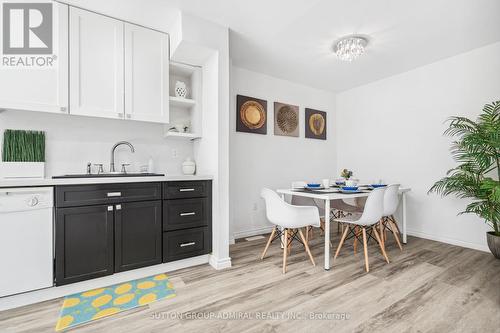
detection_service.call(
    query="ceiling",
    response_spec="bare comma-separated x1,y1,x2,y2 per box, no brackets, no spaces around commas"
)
167,0,500,92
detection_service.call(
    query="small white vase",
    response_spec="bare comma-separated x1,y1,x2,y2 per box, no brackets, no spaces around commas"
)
175,81,188,98
182,158,196,175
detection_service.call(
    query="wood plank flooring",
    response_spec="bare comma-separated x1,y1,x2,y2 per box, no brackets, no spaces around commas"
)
1,231,499,333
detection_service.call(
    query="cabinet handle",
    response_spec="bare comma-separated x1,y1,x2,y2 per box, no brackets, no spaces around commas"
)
107,192,122,197
116,204,121,210
117,113,124,118
107,206,113,211
126,114,132,119
179,188,195,192
179,242,196,247
60,106,67,113
180,212,196,217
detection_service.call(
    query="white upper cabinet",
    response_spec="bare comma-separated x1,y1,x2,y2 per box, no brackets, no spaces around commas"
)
0,3,69,114
124,24,169,123
69,7,124,119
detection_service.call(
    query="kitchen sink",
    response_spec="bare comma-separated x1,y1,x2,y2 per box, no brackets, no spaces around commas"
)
52,173,165,179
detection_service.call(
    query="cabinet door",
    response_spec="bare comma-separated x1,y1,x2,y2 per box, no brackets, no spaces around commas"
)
55,205,114,286
124,24,169,123
0,3,68,114
69,7,124,119
115,201,162,272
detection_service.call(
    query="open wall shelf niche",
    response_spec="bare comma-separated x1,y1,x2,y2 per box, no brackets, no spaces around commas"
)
165,62,202,140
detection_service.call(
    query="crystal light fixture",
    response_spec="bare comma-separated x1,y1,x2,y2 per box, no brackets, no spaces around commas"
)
334,36,368,62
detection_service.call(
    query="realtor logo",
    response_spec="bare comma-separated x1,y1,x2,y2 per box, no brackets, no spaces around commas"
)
3,2,53,54
1,1,55,68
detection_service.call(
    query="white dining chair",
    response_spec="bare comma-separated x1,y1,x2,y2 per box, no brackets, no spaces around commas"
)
333,187,390,272
291,181,325,241
260,188,320,273
380,184,403,251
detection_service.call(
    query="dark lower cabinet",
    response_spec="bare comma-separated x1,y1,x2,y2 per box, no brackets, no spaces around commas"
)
54,180,212,286
163,227,211,262
55,205,114,286
115,201,162,272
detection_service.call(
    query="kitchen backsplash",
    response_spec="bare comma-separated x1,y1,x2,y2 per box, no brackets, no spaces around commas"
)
0,110,194,176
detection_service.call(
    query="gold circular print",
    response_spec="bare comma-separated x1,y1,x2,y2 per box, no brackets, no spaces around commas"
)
276,105,298,133
309,113,325,135
241,101,266,129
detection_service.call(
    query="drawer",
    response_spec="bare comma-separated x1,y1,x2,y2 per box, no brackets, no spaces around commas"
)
163,198,209,231
163,181,210,199
163,227,211,262
55,182,161,208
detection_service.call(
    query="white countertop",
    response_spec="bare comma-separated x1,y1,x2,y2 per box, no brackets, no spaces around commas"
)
0,174,213,188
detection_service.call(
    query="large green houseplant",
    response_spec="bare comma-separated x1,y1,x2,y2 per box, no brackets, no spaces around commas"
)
429,101,500,258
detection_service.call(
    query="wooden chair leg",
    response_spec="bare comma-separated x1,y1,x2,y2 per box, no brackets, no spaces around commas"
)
389,219,403,251
378,220,385,248
362,227,369,272
283,228,288,274
353,226,359,253
261,227,277,260
287,229,293,255
372,226,390,263
320,218,325,235
305,226,309,244
308,225,314,240
334,225,350,259
383,218,388,241
298,229,315,266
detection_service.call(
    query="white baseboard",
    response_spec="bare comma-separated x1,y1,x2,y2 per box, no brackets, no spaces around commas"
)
407,229,490,253
232,226,274,242
209,255,232,270
0,255,209,312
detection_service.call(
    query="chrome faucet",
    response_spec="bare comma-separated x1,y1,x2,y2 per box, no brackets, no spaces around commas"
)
110,141,135,173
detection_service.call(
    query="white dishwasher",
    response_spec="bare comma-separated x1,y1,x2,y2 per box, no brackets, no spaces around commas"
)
0,187,54,297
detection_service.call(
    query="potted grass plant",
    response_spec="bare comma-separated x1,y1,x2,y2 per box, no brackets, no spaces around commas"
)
429,101,500,258
1,129,46,179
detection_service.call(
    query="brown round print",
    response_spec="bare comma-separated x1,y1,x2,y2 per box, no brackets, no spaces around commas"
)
309,113,325,135
276,105,298,133
241,101,266,129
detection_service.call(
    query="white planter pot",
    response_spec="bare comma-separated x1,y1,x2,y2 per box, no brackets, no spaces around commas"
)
0,162,45,179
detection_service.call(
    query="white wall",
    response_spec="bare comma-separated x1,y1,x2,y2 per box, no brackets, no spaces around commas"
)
0,110,193,176
336,41,500,251
176,13,232,268
230,66,336,240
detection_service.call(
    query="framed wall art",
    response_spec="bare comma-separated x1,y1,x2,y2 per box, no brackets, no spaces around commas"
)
305,108,327,140
236,95,267,134
274,102,299,137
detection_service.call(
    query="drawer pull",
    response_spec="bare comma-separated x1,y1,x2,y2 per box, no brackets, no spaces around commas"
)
107,192,122,197
179,242,196,248
179,188,195,192
180,212,196,217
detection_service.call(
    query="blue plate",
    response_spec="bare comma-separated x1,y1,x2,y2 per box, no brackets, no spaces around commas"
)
340,189,362,194
341,186,359,191
307,183,321,188
371,184,387,188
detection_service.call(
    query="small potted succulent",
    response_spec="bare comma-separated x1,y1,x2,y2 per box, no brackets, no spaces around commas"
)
429,101,500,259
341,168,353,179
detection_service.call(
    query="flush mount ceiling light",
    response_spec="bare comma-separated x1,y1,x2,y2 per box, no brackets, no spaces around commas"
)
333,36,368,62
